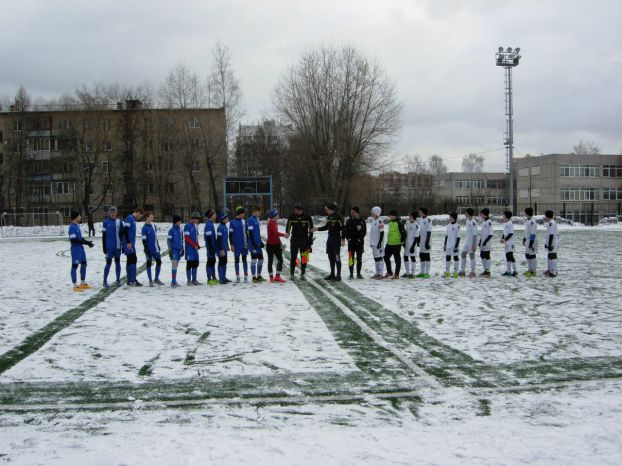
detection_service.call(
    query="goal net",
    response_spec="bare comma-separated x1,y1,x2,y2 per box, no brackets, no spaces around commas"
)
0,211,65,238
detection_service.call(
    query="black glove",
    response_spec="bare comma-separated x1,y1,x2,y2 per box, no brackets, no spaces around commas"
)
376,243,382,250
522,238,526,246
453,247,458,254
181,248,185,256
409,245,415,254
425,243,430,250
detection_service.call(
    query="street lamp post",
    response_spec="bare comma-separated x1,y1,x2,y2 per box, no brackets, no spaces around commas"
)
495,46,521,213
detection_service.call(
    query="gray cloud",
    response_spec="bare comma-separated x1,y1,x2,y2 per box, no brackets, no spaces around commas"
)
1,0,620,171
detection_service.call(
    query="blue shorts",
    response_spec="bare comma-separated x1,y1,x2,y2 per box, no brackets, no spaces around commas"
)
171,250,182,261
106,249,122,260
234,248,248,258
146,252,162,261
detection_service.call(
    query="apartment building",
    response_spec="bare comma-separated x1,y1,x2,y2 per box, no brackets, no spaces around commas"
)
515,153,622,224
0,101,226,222
433,172,509,211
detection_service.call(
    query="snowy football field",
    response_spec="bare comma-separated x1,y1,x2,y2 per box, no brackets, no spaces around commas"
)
1,225,622,465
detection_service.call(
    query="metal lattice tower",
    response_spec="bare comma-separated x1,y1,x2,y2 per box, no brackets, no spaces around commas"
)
496,46,521,212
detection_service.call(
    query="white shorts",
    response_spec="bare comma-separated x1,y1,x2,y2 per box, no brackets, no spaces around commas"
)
504,243,515,253
371,246,384,259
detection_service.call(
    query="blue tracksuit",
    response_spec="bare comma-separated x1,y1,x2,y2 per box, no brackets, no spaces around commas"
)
142,223,161,282
246,214,264,277
204,219,218,281
123,214,139,284
167,224,183,284
216,222,229,282
68,223,87,284
229,218,248,276
102,217,122,284
183,222,200,282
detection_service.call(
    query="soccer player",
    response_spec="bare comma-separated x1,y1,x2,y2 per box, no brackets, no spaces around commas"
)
247,205,265,282
167,215,183,288
266,209,288,283
369,206,385,279
500,210,518,277
402,210,419,278
184,212,202,285
383,209,406,279
216,213,231,284
543,210,559,277
459,207,478,278
286,202,314,280
229,206,249,283
102,205,123,287
314,203,346,281
68,211,94,291
416,207,432,278
123,207,145,286
444,212,460,278
141,210,163,286
478,207,493,276
203,209,219,285
522,207,538,276
345,206,367,279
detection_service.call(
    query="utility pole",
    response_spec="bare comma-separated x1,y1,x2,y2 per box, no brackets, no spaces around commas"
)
496,46,521,212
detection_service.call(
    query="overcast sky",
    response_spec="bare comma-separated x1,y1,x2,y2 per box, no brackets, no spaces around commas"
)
1,0,621,171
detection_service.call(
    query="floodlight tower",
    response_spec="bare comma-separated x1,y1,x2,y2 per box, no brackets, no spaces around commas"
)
495,46,521,212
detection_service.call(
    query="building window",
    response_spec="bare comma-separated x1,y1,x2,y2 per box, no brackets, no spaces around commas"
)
189,118,200,129
0,130,3,142
53,181,75,195
13,120,22,131
144,118,153,130
161,140,171,152
559,165,599,177
30,138,50,151
102,118,112,131
486,179,506,190
455,180,486,189
190,138,201,150
603,165,622,177
145,160,154,173
518,168,529,177
167,182,175,193
191,160,200,172
603,188,622,200
59,119,70,130
83,140,93,152
486,196,509,205
146,182,155,194
59,206,72,217
103,141,112,151
145,138,153,151
102,161,112,174
560,187,599,201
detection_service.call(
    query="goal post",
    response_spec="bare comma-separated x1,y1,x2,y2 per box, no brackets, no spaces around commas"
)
0,211,65,238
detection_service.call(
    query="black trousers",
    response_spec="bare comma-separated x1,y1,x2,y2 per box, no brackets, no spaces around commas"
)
326,238,342,278
348,240,363,275
384,244,402,275
267,244,283,275
290,237,309,275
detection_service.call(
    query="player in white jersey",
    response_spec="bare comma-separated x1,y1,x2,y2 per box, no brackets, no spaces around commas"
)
478,207,493,276
443,212,460,277
459,207,478,278
416,207,432,278
369,206,385,278
500,210,517,276
402,210,420,278
543,210,559,277
522,207,538,276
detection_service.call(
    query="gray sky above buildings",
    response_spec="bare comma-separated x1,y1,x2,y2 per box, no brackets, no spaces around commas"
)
1,0,621,171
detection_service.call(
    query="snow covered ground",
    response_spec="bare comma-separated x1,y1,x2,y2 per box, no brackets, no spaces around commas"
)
1,225,622,465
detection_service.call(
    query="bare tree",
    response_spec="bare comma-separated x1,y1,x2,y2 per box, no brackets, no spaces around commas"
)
273,45,403,209
405,153,428,174
572,140,601,156
462,153,484,173
427,154,447,176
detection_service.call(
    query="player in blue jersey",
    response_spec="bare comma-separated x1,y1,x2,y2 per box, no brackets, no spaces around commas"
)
167,215,184,288
141,210,163,287
101,205,123,287
216,213,231,284
229,206,249,283
123,207,145,286
247,205,265,283
203,209,219,285
68,211,94,292
184,212,202,285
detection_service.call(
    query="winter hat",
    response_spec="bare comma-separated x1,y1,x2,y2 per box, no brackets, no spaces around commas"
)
449,212,458,221
293,202,303,210
70,211,81,220
108,205,118,214
269,209,279,219
371,206,381,216
544,210,554,219
204,209,215,219
419,207,429,216
172,214,182,224
388,209,398,217
503,210,513,220
235,206,245,216
218,213,229,222
191,211,201,220
480,208,490,216
350,206,360,214
326,202,337,212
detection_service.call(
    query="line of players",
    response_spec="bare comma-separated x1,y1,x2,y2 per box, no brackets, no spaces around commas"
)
67,202,560,291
